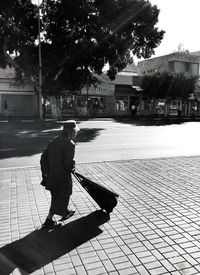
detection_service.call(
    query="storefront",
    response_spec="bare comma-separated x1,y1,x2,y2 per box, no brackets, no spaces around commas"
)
0,78,38,117
153,99,194,117
61,83,115,117
62,94,75,115
114,85,141,116
79,83,115,116
59,83,143,117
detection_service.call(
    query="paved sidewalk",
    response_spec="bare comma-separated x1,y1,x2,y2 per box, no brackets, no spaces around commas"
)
1,157,200,275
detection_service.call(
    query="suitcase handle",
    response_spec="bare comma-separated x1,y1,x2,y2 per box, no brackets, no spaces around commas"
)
72,171,119,197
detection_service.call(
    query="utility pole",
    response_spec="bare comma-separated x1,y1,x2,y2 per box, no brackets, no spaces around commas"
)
38,0,43,120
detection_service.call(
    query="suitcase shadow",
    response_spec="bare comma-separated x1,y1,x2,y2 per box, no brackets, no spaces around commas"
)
0,210,110,275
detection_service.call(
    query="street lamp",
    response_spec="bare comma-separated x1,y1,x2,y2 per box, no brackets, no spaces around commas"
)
38,0,43,120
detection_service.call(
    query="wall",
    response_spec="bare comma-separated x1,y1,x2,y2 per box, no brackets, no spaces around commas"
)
0,78,38,117
138,52,200,76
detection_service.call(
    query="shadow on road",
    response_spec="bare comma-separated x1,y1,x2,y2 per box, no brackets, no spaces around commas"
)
0,210,110,275
77,127,104,142
114,117,194,127
0,120,104,160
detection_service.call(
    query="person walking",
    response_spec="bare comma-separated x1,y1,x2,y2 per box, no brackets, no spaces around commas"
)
130,104,136,117
3,100,9,117
40,120,79,229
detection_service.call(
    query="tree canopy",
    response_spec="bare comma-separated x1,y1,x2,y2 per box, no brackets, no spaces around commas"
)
0,0,164,95
141,71,198,99
0,0,38,71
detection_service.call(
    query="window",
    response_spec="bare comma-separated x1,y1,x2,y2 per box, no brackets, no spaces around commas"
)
115,96,128,111
88,97,107,114
143,99,154,110
62,96,74,114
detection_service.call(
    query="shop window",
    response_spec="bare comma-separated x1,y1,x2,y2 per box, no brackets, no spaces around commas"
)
62,97,74,114
169,100,181,116
77,96,88,116
88,97,106,114
43,99,51,114
115,96,128,111
156,100,165,114
143,99,153,110
77,96,87,107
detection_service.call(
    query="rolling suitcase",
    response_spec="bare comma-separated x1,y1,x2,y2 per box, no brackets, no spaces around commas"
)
73,171,119,213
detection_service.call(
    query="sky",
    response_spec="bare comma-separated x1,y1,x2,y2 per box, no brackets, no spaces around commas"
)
137,0,200,62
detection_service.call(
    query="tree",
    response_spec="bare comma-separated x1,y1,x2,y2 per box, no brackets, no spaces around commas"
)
0,0,38,72
0,0,164,117
39,0,164,94
141,71,198,99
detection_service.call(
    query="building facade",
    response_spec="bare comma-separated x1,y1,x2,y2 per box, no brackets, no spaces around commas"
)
0,67,39,117
0,64,142,118
60,69,142,117
137,52,200,117
138,52,200,76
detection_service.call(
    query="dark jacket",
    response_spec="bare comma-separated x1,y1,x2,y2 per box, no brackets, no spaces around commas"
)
41,134,75,195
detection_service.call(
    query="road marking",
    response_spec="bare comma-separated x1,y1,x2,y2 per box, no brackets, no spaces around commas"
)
21,120,34,122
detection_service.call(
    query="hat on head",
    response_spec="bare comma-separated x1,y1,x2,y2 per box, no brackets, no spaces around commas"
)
62,120,79,134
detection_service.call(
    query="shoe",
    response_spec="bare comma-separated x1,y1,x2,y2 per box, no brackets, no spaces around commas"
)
42,218,59,230
59,210,75,222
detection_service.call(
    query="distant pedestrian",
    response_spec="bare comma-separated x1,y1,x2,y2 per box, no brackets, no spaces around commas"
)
3,100,9,117
42,102,46,118
130,104,137,117
40,120,79,229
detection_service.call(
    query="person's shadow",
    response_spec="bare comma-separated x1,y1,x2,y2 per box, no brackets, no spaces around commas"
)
0,210,110,275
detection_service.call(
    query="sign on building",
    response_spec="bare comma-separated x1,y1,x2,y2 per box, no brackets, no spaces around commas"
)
81,84,115,96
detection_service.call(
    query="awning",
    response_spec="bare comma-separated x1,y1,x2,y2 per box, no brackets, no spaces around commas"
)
115,84,142,95
131,86,143,91
188,93,195,100
195,96,200,102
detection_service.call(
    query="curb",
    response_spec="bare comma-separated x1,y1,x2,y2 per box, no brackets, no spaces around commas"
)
1,155,200,171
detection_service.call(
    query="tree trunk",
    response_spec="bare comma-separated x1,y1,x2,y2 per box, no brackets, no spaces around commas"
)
73,94,77,116
152,98,157,114
164,99,169,117
50,96,62,119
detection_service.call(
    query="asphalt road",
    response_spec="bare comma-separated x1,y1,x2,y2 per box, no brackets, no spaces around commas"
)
1,117,200,168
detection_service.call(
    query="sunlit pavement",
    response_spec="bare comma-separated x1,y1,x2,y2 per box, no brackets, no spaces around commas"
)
1,156,200,274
